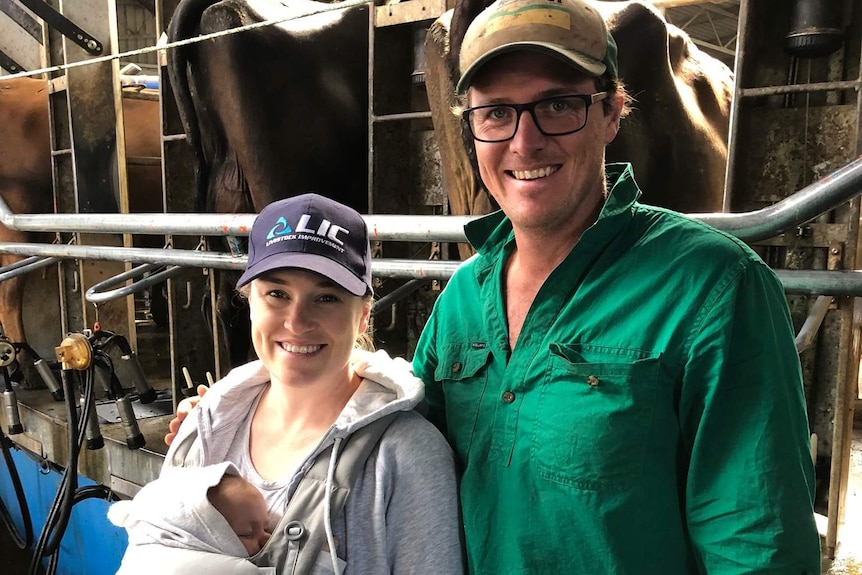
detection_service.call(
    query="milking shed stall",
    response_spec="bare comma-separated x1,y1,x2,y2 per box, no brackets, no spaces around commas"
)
0,0,861,573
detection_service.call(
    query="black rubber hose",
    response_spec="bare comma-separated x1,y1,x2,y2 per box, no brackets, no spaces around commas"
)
43,370,93,552
0,426,33,549
73,485,114,505
42,485,114,575
28,368,93,574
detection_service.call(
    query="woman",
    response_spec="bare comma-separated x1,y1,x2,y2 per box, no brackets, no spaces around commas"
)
159,193,464,574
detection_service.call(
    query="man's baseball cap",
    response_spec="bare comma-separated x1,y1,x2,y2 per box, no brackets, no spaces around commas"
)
456,0,618,94
237,193,373,296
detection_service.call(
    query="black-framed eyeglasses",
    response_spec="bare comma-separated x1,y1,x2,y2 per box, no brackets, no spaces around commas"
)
462,92,608,143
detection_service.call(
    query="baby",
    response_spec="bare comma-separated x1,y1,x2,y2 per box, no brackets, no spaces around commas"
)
207,472,271,556
109,462,272,575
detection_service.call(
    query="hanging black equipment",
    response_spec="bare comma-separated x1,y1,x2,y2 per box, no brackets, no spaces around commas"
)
785,0,844,58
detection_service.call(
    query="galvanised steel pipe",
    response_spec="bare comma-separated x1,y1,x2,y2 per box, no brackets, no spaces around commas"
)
0,194,473,242
776,270,862,297
794,295,833,353
85,264,187,304
0,242,463,280
0,256,60,282
695,156,862,242
5,240,862,294
0,243,245,270
0,255,60,282
0,158,859,291
0,158,859,243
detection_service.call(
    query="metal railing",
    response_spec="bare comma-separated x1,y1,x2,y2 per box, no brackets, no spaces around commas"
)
0,156,859,296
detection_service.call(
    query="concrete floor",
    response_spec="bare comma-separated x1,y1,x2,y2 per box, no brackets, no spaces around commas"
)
824,423,862,575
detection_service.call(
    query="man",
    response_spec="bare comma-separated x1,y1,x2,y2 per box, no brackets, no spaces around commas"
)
411,0,821,573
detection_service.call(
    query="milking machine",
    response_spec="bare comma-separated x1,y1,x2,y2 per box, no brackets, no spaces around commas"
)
18,325,156,574
785,0,843,58
55,326,153,451
25,332,97,575
0,324,62,561
1,337,24,436
0,323,63,437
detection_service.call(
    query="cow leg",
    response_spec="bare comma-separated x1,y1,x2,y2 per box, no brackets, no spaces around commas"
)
0,214,50,389
0,258,26,344
0,249,36,387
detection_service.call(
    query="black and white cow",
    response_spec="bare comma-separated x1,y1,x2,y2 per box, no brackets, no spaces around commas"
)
168,0,733,364
167,0,369,366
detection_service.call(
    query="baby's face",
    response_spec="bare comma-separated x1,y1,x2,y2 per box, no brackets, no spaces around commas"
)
210,476,271,556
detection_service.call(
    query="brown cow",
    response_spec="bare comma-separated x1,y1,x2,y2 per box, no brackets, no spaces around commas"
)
0,77,161,382
0,78,54,358
426,0,733,257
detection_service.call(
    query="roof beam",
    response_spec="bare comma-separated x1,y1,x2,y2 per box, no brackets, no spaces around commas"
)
692,37,736,56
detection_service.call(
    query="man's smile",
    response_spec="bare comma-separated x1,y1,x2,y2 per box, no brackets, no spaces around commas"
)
508,165,560,180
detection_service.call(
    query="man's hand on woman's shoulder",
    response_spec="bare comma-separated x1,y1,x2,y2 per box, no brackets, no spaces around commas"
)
164,384,209,446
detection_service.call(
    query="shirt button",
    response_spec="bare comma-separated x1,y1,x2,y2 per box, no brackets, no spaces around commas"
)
502,391,516,403
451,362,462,374
587,375,600,387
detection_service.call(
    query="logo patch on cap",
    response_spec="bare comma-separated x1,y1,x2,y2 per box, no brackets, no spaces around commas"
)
236,193,372,296
266,217,292,240
486,5,572,34
264,213,350,254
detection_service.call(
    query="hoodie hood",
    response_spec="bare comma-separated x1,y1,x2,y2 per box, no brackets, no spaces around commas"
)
333,348,423,434
109,462,250,557
164,348,424,471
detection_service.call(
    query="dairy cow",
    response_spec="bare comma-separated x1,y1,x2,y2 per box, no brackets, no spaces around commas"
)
0,77,162,381
167,0,369,366
166,0,732,364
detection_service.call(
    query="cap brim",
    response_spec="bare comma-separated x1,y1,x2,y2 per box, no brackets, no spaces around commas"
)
456,42,606,94
236,251,368,296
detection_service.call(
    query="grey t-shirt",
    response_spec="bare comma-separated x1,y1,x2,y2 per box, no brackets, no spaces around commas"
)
223,388,299,529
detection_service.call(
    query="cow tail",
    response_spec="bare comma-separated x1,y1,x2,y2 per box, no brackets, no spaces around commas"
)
166,0,217,213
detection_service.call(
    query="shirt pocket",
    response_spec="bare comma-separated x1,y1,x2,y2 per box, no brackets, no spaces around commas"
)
434,342,493,459
531,343,660,491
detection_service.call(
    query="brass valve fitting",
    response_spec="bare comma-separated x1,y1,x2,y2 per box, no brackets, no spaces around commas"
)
54,333,93,371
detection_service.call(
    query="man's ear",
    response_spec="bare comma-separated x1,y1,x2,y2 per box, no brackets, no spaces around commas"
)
604,92,624,145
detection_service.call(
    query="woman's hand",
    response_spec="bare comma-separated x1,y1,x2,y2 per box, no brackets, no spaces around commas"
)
164,384,209,446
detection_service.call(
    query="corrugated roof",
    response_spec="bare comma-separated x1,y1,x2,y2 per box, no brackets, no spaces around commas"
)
663,0,739,68
605,0,740,69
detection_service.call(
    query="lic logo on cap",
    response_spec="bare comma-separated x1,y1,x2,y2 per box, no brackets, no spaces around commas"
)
268,214,349,246
267,217,292,240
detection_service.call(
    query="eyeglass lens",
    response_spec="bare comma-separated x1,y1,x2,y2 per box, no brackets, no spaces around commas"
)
468,95,591,142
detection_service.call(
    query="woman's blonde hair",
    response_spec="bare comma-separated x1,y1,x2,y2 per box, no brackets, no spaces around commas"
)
237,283,375,351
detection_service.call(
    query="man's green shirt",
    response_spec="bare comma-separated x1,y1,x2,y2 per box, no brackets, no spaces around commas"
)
413,164,820,574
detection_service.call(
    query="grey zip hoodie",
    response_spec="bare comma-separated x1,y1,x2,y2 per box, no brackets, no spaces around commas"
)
163,349,465,575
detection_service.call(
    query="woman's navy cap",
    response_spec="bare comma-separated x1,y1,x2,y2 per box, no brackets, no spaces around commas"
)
237,193,373,296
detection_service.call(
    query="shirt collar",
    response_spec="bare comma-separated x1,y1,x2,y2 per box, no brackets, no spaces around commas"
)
601,163,641,217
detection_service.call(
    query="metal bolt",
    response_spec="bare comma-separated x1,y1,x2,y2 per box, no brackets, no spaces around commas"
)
831,247,841,255
87,40,98,51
